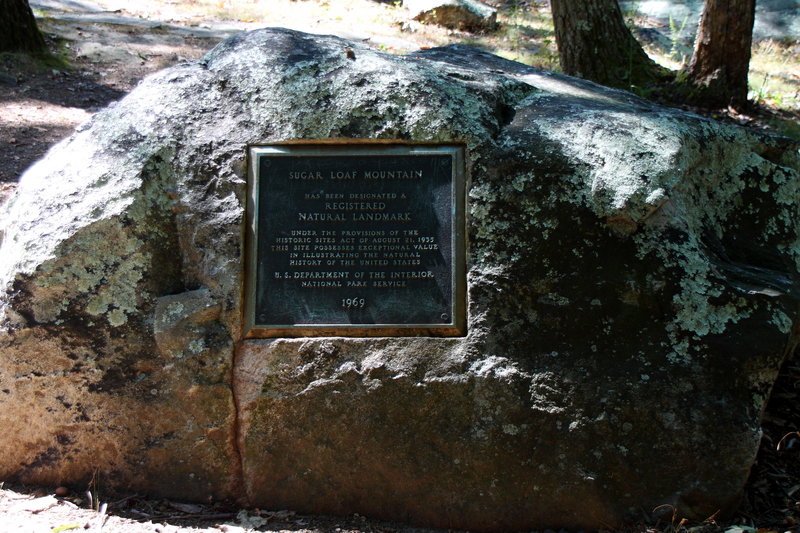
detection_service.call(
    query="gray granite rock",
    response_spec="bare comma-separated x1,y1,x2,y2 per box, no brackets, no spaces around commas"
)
405,0,498,32
1,28,799,530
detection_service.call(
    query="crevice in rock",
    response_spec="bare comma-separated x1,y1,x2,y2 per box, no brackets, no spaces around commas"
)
138,151,186,298
755,137,800,167
228,341,248,505
496,102,516,128
781,303,800,361
740,303,800,521
700,225,800,301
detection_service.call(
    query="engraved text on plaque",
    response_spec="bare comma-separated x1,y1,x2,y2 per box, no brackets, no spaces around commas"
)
244,143,466,337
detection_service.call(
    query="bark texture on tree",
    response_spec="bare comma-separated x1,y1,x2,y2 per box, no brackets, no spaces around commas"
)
551,0,662,89
0,0,47,53
687,0,755,109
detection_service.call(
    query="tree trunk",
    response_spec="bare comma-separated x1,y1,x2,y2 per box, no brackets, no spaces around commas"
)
550,0,663,90
0,0,47,54
686,0,755,109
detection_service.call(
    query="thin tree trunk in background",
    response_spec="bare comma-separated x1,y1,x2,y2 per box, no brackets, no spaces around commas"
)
551,0,663,90
686,0,756,109
0,0,47,53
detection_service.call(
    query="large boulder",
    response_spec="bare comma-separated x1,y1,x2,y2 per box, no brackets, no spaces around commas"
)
1,28,799,531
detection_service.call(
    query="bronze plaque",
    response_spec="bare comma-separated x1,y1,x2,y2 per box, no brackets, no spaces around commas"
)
244,143,466,337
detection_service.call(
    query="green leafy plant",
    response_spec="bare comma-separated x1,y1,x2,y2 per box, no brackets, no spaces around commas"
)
667,13,689,63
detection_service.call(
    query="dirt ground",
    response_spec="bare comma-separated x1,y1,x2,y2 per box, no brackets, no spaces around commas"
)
0,480,448,533
0,7,221,185
1,1,800,532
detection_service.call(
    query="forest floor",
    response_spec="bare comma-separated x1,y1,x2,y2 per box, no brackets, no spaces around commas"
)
0,1,799,532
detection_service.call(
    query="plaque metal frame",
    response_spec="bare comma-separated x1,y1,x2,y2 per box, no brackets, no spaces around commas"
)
243,141,467,338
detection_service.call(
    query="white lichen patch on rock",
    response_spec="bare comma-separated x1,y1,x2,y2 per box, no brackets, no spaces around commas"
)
24,220,147,325
769,304,794,334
